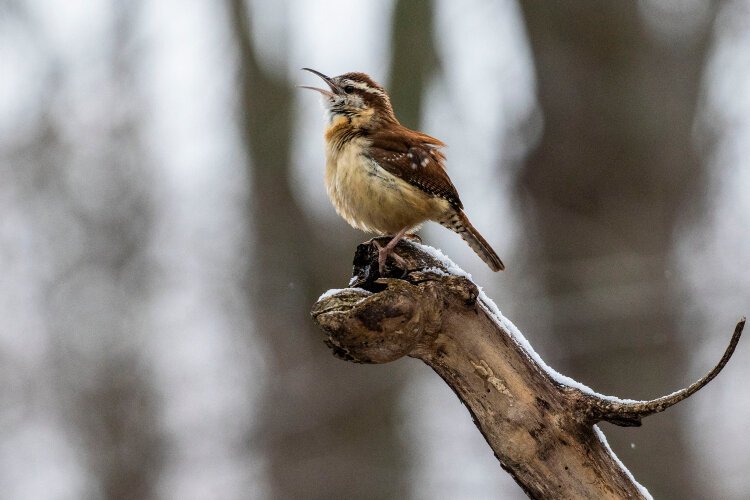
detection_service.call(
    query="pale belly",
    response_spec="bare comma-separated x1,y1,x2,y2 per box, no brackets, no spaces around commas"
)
325,141,449,235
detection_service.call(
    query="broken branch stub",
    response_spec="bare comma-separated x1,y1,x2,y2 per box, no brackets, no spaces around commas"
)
311,238,744,499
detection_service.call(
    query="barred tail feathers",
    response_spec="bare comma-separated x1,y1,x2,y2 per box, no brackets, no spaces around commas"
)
440,211,505,272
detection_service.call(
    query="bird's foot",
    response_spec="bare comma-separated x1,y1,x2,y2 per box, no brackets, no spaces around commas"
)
404,233,422,243
372,239,407,275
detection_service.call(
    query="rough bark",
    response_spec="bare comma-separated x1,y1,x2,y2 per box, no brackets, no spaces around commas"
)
312,240,744,499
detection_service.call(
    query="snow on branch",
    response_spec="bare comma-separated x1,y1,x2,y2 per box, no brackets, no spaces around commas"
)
311,238,744,499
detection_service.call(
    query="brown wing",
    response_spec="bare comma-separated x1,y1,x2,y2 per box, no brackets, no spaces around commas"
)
367,127,463,209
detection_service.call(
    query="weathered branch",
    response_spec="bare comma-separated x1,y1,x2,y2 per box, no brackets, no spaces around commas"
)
311,239,744,499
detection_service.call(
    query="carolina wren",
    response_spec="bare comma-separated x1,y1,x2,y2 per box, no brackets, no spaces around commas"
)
301,68,504,273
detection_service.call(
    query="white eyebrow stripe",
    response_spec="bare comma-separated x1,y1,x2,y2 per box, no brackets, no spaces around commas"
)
343,79,387,98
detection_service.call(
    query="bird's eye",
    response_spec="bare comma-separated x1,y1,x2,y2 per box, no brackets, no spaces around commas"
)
344,85,355,94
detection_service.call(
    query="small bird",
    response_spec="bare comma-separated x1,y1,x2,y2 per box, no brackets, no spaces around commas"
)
301,68,504,274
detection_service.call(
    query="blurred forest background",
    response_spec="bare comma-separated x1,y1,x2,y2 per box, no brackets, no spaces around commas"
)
1,0,749,499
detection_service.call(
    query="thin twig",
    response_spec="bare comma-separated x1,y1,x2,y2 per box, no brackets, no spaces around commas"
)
589,318,745,426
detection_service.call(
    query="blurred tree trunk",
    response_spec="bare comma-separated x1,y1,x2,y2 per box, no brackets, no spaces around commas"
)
66,3,164,498
388,0,439,129
15,116,162,500
516,2,716,498
228,1,436,497
4,1,166,498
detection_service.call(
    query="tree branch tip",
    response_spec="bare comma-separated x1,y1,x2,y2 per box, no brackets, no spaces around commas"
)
736,316,745,332
589,317,745,426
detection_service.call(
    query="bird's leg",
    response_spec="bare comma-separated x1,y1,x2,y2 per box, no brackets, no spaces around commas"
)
372,226,410,274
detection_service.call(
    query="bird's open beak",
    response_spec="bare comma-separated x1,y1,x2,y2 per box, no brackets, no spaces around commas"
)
299,68,341,98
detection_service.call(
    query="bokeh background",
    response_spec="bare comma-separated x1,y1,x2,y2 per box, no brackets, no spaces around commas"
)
1,0,749,498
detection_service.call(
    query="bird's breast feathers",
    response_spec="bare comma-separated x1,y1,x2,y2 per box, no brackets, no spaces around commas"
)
324,137,449,234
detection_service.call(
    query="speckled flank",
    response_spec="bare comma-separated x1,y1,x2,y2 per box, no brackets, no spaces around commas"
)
325,133,450,235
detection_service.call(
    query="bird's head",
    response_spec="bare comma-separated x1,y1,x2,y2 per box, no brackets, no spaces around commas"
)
301,68,397,126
